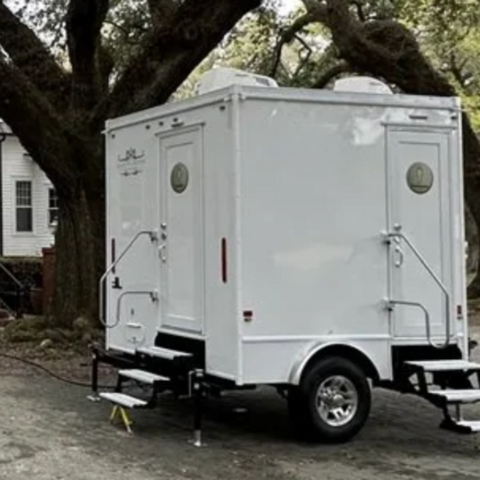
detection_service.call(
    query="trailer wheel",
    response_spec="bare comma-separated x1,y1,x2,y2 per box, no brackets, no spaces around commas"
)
288,356,371,443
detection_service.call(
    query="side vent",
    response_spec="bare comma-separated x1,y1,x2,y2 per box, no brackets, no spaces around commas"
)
221,238,227,283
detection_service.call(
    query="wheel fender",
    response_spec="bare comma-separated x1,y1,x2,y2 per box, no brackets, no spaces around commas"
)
288,341,379,386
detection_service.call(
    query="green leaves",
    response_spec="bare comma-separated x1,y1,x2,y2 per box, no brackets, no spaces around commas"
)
5,0,480,131
395,0,480,129
6,0,151,72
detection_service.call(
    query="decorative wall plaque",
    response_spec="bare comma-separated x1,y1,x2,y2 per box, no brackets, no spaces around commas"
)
118,148,146,177
171,163,189,193
406,162,434,195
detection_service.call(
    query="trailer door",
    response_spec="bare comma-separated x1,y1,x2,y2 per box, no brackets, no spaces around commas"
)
158,127,204,334
387,129,454,341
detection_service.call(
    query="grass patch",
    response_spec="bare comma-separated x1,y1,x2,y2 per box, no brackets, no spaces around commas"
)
2,315,103,347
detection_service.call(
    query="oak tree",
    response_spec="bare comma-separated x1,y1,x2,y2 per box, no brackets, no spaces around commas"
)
0,0,261,324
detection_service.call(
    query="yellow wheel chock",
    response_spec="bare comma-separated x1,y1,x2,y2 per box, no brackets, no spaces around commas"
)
99,391,147,433
109,405,134,433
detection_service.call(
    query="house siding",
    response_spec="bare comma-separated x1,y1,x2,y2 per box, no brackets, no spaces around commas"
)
2,136,54,256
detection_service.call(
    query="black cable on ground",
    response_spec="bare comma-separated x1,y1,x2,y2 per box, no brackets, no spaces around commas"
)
0,352,211,434
0,352,116,389
0,352,213,435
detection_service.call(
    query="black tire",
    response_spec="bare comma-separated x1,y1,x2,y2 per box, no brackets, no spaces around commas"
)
288,356,371,443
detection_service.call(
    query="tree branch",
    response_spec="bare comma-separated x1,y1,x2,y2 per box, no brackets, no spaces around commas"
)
351,0,366,21
270,2,330,78
0,58,84,193
147,0,175,24
66,0,110,111
270,13,314,77
97,43,115,98
449,52,472,89
107,0,261,117
104,19,147,43
0,2,68,109
323,0,455,95
293,34,313,77
312,61,351,88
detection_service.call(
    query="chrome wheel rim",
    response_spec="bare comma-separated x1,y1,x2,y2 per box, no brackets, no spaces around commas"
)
316,375,358,427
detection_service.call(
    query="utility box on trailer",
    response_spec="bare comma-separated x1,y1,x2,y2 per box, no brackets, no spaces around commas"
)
98,73,480,443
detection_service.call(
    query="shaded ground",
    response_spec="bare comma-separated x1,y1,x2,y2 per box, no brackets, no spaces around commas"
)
1,315,480,479
2,373,480,480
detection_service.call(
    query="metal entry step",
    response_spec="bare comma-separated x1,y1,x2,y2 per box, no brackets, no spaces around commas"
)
404,358,480,435
119,369,169,384
429,389,480,403
99,392,147,408
137,346,192,361
406,360,480,372
453,420,480,433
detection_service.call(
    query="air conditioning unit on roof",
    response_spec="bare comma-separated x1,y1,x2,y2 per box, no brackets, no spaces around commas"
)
194,67,278,96
333,76,393,94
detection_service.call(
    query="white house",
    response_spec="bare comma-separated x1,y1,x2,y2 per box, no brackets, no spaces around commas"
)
0,121,56,257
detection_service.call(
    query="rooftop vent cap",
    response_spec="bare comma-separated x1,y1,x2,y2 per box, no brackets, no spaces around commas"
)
333,76,393,94
194,67,278,96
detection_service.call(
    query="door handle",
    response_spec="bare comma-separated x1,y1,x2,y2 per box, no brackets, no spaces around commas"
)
394,243,404,268
158,243,167,262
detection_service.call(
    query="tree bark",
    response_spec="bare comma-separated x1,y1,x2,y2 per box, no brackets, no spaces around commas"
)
66,0,110,112
0,2,69,109
53,182,105,325
465,203,478,286
312,61,351,88
0,0,262,328
463,127,480,297
107,0,262,117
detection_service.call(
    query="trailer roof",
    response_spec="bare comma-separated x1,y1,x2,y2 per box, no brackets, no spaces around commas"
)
105,84,460,133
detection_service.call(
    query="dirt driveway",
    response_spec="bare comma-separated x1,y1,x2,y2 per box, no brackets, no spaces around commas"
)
1,368,480,480
2,320,480,480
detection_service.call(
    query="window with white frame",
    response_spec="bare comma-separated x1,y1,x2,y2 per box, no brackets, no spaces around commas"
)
48,188,59,226
15,181,33,232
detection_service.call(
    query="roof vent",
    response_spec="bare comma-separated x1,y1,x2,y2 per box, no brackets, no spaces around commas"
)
333,76,393,94
194,67,278,96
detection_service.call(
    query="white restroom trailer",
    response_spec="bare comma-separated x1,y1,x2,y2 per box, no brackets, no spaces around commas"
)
94,73,480,443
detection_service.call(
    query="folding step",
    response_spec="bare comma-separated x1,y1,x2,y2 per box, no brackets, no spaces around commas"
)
429,389,480,403
137,345,192,361
406,360,480,372
119,369,169,385
99,392,147,408
453,420,480,433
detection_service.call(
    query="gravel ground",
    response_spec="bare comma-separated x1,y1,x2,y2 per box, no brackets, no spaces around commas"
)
1,374,480,480
1,326,480,479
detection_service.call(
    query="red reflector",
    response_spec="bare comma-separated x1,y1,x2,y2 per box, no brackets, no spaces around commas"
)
457,305,463,316
243,310,253,323
111,238,116,273
221,238,227,283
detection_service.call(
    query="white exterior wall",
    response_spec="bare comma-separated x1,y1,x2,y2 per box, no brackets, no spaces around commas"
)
237,96,391,384
235,88,464,385
103,85,466,387
2,135,55,256
105,92,240,381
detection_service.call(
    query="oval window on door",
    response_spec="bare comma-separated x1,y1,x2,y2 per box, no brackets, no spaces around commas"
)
406,162,434,195
171,162,189,194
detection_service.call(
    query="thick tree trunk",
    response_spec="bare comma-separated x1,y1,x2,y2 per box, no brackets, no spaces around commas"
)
53,184,104,326
0,0,263,328
466,194,480,297
465,203,478,287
